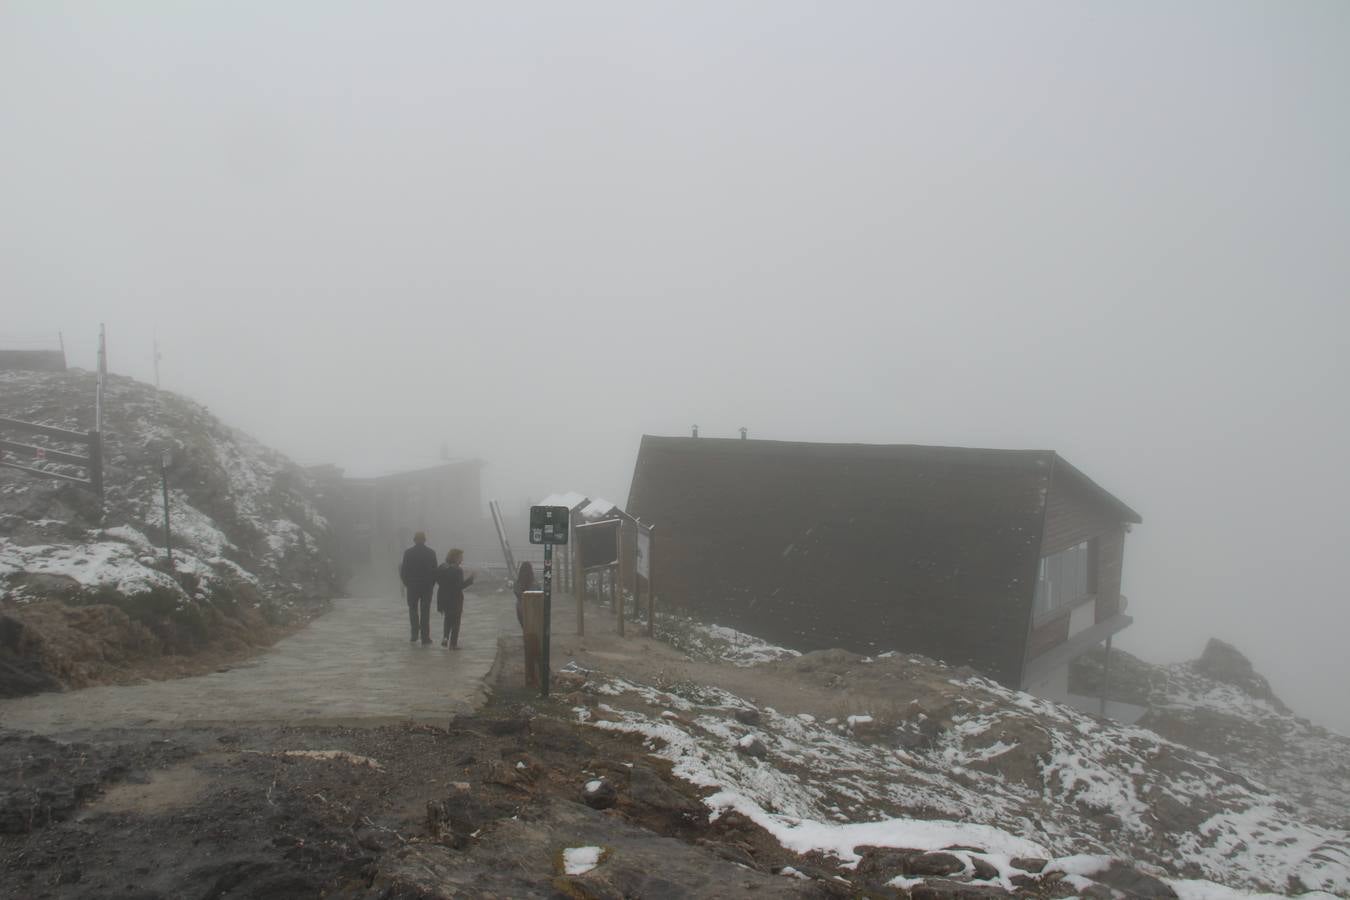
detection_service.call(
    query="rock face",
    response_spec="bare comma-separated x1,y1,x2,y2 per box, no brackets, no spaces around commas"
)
1194,638,1288,710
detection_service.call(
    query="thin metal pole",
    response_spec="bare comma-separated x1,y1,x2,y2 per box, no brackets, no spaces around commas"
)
1100,635,1113,718
541,543,553,698
161,458,173,567
95,324,107,436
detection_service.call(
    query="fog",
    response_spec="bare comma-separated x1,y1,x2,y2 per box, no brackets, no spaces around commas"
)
3,2,1347,730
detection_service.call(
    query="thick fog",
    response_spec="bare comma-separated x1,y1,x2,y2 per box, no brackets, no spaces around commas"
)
3,3,1347,730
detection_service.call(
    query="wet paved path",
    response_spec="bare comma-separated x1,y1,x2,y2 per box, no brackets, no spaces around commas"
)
0,593,515,734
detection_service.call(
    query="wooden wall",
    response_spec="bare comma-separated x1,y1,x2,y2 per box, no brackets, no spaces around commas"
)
1040,469,1125,556
627,437,1052,687
1026,462,1134,662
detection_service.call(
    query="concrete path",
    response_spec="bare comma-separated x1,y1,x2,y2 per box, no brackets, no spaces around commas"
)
0,593,515,734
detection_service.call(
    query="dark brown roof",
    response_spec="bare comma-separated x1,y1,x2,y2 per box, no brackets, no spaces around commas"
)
627,435,1139,686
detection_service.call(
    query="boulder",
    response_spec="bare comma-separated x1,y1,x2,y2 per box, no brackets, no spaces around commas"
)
909,878,1012,898
581,778,618,810
856,848,965,879
1092,861,1178,899
736,736,768,759
733,707,761,726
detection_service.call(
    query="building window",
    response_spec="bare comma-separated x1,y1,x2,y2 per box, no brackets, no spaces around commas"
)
1034,539,1097,618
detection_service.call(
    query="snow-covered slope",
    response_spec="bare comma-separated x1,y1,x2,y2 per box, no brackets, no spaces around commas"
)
570,621,1350,896
1,369,340,613
1074,640,1350,831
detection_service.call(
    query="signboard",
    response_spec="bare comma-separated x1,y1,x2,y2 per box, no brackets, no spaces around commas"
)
636,527,651,579
529,505,570,545
576,519,620,569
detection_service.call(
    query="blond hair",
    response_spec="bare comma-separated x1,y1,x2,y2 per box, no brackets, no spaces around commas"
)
446,548,464,564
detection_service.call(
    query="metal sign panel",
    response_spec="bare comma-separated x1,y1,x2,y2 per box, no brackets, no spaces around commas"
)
576,518,620,568
636,527,651,578
529,505,571,545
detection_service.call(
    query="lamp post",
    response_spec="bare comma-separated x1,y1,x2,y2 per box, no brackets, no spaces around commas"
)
160,449,173,567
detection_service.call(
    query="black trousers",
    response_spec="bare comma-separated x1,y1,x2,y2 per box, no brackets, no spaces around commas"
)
407,586,433,642
442,597,464,646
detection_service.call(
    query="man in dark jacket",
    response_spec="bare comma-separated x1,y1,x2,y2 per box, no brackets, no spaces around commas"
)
399,531,438,644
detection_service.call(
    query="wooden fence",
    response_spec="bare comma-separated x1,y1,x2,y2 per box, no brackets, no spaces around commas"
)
0,416,103,499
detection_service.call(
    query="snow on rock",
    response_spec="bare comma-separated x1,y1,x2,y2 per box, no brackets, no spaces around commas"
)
573,650,1350,896
561,846,604,875
656,614,802,667
707,789,1049,864
0,539,179,596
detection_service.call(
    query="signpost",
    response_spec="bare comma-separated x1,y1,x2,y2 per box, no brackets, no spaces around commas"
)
528,505,570,697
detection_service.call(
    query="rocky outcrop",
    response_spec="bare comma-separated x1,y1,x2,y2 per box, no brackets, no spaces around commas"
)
1072,638,1350,830
1194,638,1289,711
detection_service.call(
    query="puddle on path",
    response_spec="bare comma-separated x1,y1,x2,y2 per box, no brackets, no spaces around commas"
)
83,758,215,816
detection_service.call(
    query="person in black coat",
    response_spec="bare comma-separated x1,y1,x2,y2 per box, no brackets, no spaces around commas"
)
399,531,438,644
435,548,475,649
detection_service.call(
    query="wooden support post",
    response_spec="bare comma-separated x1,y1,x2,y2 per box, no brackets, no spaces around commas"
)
646,527,656,637
1100,635,1113,718
88,430,103,508
630,524,639,625
573,509,584,636
616,527,626,637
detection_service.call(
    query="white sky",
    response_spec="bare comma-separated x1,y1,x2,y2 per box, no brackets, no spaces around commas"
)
3,1,1347,730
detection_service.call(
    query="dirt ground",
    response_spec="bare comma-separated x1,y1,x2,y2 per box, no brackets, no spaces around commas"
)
550,596,973,727
2,597,1211,899
0,622,837,900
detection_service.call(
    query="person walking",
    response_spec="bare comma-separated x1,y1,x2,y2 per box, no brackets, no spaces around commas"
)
399,532,438,645
435,548,475,649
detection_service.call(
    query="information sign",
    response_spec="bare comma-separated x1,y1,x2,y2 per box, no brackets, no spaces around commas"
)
529,505,570,545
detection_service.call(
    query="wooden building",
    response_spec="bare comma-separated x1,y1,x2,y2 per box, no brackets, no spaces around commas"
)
308,458,485,593
626,436,1141,706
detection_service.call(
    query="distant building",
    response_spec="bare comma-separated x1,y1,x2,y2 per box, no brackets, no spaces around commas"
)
0,349,66,372
308,459,485,592
627,436,1141,714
